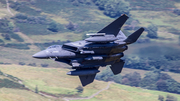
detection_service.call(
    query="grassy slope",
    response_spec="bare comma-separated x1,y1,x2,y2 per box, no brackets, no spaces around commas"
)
0,64,180,101
0,88,51,101
131,10,180,43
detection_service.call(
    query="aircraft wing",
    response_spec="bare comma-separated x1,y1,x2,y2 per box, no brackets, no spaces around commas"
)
67,69,100,86
79,74,96,86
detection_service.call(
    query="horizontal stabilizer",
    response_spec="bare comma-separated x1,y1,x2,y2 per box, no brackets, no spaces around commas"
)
124,27,144,44
79,74,96,86
110,60,125,75
98,14,129,37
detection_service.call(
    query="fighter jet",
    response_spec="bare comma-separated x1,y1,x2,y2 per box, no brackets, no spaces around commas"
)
33,14,144,86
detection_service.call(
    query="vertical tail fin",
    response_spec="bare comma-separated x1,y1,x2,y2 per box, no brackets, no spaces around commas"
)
124,27,145,44
79,74,96,86
110,60,125,75
98,14,129,37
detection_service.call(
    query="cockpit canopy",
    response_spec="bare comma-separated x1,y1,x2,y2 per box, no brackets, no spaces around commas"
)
62,44,78,52
47,45,61,49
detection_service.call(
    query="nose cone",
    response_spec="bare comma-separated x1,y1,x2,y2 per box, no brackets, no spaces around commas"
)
32,50,47,59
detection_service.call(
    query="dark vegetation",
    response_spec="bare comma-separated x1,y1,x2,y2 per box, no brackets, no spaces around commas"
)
9,1,41,16
97,68,180,94
146,24,158,39
0,62,12,65
158,94,178,101
66,22,78,31
173,9,180,15
19,62,26,66
0,70,25,89
126,0,175,11
28,63,36,67
35,85,39,94
68,0,92,6
13,13,47,25
2,43,31,50
96,66,122,83
13,13,63,35
166,94,178,101
41,64,49,67
0,18,24,42
124,45,180,73
0,39,4,45
76,85,84,93
0,79,24,89
92,0,130,17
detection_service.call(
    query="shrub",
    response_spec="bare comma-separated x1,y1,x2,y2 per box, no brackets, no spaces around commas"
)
9,1,21,10
0,62,4,64
15,13,28,20
94,0,130,17
41,64,49,67
76,85,84,93
66,22,77,31
122,72,141,87
35,85,39,93
4,43,30,50
146,24,158,39
28,63,36,67
158,95,164,101
173,9,180,15
2,33,11,40
9,32,24,42
0,39,4,44
47,21,58,32
19,62,26,66
166,95,178,101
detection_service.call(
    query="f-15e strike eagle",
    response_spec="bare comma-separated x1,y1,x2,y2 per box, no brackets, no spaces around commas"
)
33,14,144,86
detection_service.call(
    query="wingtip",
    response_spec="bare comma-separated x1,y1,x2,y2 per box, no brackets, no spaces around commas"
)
140,27,145,31
122,14,127,16
121,14,129,18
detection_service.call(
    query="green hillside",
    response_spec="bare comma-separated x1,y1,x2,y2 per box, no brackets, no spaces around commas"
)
0,88,51,101
0,0,180,67
0,64,180,101
0,0,179,73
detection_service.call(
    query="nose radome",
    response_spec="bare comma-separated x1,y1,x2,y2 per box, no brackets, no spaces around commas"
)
32,50,47,59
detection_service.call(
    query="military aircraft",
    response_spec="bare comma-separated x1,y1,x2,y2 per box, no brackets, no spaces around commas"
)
33,14,144,86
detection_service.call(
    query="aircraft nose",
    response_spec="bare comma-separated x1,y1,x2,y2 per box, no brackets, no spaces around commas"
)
32,50,47,59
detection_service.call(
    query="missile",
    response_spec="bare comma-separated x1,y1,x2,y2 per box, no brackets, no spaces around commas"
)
85,35,118,43
85,56,103,61
67,69,100,76
80,50,95,54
